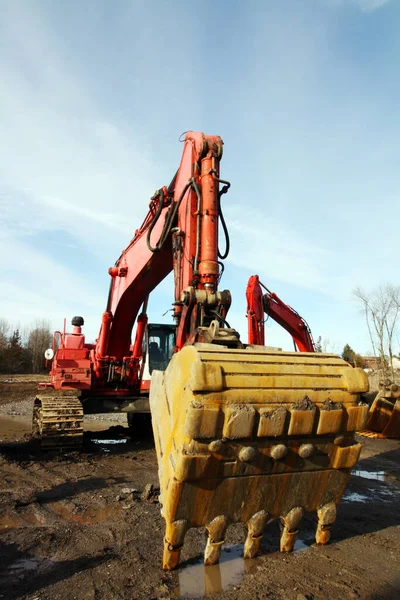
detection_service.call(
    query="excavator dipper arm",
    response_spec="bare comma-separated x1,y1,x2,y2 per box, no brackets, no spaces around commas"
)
246,275,315,352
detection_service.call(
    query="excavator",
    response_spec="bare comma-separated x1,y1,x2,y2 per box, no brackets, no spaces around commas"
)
246,274,400,438
34,131,370,570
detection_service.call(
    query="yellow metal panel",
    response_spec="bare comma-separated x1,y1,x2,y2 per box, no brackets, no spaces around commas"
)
346,404,369,431
332,442,362,469
317,408,344,435
288,409,315,436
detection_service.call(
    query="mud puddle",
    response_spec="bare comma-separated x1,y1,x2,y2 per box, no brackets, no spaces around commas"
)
0,511,47,530
343,466,400,503
0,503,123,530
0,415,32,440
353,466,400,489
92,438,127,444
176,537,313,598
293,537,313,550
90,436,130,453
176,545,256,598
353,469,391,482
50,502,123,524
8,556,54,577
342,491,369,503
84,418,128,432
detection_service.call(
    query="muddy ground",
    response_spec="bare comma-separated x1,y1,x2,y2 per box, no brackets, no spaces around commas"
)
0,378,399,600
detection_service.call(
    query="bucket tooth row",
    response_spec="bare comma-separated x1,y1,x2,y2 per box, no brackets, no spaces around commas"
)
185,398,369,441
32,395,83,449
162,492,340,570
150,345,369,569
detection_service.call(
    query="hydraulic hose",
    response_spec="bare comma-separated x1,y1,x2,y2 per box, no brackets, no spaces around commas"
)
147,180,192,253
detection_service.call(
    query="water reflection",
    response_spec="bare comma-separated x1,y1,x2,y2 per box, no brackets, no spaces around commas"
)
92,439,128,445
342,491,369,503
353,470,386,482
177,545,256,598
177,537,313,598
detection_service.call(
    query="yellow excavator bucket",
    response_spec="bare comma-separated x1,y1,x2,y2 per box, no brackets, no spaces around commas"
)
150,343,369,570
364,382,400,438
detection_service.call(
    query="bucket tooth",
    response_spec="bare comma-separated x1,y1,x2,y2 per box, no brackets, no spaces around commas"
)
204,515,230,565
244,510,269,558
150,344,369,569
280,507,304,552
316,502,337,545
162,519,189,571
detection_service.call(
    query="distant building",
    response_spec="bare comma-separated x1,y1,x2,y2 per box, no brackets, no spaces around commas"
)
361,356,381,370
392,356,400,371
361,355,400,372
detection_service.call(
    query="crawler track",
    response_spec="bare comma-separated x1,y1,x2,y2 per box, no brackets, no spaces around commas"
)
32,394,83,449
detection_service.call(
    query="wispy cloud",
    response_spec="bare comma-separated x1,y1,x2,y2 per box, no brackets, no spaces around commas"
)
356,0,393,12
0,4,159,254
326,0,394,11
224,206,352,298
0,236,104,337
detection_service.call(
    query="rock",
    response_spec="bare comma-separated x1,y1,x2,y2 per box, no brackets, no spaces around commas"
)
141,484,153,501
121,487,138,495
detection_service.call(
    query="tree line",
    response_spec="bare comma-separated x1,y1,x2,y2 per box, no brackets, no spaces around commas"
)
1,283,398,376
313,337,366,368
315,284,400,376
0,319,52,374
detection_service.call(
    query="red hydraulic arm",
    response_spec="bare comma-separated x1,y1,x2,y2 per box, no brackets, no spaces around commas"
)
246,275,315,352
49,132,232,396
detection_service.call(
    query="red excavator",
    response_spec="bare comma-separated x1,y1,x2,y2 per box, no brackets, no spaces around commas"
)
34,132,371,570
246,274,400,438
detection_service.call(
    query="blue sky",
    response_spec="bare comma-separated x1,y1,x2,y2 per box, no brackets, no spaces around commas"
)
0,0,399,354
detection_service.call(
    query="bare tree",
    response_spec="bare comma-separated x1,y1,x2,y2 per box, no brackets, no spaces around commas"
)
0,319,10,345
354,284,400,378
314,336,322,352
386,286,400,376
0,319,11,372
26,320,52,373
322,337,331,353
314,336,337,353
321,338,340,353
6,329,29,373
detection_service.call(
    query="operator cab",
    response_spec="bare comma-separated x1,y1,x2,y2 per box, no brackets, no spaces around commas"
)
143,323,176,375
